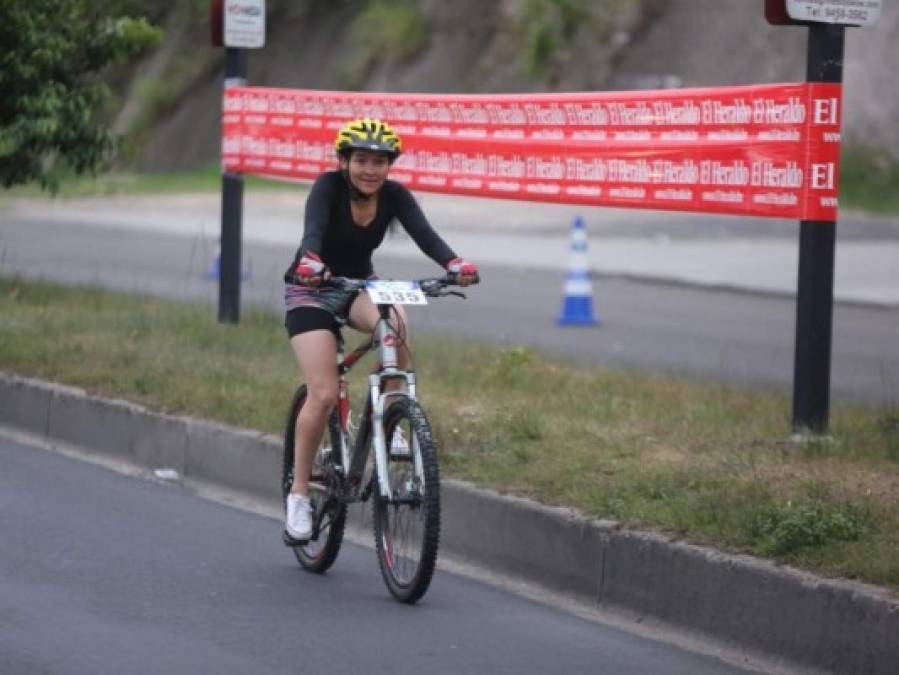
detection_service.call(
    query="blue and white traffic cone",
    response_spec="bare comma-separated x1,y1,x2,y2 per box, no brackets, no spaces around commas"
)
557,216,599,326
204,247,221,281
204,246,252,281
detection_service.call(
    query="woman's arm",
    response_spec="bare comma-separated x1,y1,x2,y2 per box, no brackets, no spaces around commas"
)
298,172,339,256
390,182,457,266
284,172,338,285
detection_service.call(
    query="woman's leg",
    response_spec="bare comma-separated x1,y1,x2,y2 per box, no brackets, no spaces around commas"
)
289,329,339,496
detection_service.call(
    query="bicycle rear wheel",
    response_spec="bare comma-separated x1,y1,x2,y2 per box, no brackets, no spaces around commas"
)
282,385,347,573
373,398,440,603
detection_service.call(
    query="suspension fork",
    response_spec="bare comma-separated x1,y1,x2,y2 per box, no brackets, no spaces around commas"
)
370,373,392,501
370,306,424,500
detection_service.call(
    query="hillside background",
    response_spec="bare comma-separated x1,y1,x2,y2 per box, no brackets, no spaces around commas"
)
111,0,899,171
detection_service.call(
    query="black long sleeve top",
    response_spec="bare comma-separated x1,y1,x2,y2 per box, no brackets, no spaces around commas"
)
288,171,457,279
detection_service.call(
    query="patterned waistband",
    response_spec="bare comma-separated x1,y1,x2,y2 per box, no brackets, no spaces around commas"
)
284,283,358,321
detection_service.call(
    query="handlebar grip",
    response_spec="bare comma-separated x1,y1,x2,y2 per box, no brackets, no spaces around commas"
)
284,270,339,288
445,271,480,285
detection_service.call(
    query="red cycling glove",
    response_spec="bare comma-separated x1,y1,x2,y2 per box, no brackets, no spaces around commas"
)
446,257,479,285
293,252,329,286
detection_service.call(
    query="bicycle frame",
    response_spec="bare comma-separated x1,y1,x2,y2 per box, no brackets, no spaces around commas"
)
333,302,419,503
286,272,475,600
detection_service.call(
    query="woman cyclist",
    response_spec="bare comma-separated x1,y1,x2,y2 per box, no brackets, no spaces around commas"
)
282,118,479,542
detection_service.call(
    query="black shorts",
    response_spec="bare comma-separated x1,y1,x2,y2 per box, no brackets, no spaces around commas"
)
285,307,342,339
284,282,360,339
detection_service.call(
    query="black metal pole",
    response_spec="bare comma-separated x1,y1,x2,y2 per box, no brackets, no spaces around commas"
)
219,47,248,324
792,23,844,432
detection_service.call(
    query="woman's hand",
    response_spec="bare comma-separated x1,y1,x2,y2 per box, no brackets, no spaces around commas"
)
293,252,330,287
446,257,479,286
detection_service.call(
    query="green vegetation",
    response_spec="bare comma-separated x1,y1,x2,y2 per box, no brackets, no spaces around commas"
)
2,277,897,590
0,165,302,199
337,0,428,89
518,0,638,78
521,0,589,76
840,146,899,215
0,0,162,189
750,498,868,556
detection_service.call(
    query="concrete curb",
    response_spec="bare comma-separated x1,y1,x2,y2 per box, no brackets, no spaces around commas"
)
2,372,897,674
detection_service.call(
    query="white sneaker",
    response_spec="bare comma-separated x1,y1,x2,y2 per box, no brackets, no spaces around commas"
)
285,493,313,541
390,429,410,458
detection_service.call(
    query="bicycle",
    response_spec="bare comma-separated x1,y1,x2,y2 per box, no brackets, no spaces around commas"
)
281,273,476,603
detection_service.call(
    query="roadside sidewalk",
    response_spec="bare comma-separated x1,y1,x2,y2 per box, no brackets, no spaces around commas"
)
5,193,898,307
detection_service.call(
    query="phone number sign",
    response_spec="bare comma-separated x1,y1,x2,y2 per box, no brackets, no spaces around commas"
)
787,0,881,25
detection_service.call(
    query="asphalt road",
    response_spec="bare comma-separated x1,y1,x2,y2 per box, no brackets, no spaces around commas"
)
1,215,897,404
0,434,754,675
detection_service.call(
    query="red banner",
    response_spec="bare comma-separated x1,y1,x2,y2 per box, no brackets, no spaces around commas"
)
221,83,842,220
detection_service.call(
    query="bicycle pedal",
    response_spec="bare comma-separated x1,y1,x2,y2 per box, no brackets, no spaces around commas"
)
393,489,423,506
282,530,311,547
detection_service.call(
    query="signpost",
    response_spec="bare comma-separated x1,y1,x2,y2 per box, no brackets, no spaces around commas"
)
766,0,880,431
219,47,248,325
211,0,266,324
792,22,844,433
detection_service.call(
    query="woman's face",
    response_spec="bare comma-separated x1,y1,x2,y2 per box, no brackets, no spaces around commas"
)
342,150,390,196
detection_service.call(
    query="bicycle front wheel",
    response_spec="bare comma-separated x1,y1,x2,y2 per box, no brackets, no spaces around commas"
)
373,398,441,603
282,385,347,574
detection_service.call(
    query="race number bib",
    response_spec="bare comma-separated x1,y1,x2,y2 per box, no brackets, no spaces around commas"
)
365,280,428,305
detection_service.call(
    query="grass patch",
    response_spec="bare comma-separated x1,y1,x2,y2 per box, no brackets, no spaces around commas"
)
840,145,899,215
0,165,301,199
749,496,868,556
2,276,898,590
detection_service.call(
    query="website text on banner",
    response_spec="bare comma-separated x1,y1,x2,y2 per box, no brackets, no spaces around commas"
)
221,83,841,221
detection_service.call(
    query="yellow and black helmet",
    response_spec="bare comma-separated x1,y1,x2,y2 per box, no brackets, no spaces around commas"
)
335,118,402,160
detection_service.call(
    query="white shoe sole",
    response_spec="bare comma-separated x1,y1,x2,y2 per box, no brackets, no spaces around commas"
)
283,529,311,546
286,523,312,539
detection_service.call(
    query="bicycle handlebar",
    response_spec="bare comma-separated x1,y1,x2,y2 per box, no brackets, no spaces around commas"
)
287,272,480,297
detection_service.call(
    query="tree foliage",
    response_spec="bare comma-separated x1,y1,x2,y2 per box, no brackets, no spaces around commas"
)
0,0,162,189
